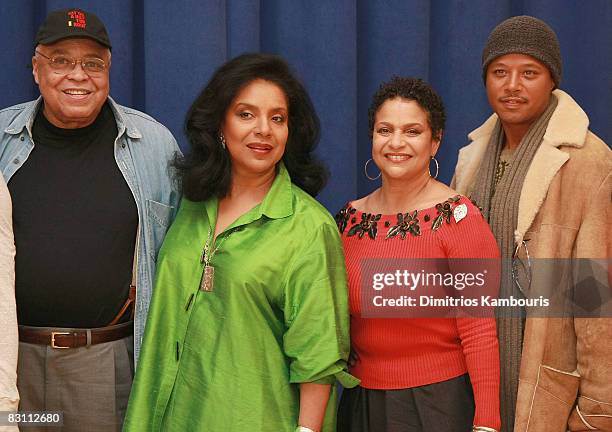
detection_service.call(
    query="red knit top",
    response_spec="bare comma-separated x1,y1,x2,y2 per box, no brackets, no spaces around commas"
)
336,195,501,430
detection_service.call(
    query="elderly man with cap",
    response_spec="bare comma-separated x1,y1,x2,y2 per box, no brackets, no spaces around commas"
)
0,8,180,431
452,15,611,432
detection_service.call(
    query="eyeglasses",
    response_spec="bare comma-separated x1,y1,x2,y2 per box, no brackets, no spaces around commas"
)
512,239,532,295
35,50,107,75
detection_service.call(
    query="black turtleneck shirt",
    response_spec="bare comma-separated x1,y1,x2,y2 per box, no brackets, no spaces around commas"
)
8,102,138,328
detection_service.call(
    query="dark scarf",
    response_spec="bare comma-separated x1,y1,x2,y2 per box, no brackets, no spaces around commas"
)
470,95,558,432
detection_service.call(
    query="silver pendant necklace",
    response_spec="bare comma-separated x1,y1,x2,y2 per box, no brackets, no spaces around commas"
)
199,227,231,292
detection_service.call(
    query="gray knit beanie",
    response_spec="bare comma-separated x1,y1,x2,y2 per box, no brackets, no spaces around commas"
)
482,15,562,88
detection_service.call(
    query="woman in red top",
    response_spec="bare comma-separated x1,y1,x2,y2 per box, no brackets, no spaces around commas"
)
336,77,501,432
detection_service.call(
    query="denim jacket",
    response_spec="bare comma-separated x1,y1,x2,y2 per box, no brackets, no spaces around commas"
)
0,97,181,364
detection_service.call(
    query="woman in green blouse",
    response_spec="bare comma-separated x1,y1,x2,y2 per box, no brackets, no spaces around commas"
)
123,53,356,432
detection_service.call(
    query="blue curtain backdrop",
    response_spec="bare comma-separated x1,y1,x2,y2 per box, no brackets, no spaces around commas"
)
2,0,610,212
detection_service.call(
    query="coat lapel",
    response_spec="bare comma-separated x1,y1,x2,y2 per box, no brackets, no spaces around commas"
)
515,142,568,243
453,114,497,196
515,90,588,242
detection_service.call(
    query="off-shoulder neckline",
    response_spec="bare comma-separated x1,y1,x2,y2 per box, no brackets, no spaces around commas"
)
345,195,465,217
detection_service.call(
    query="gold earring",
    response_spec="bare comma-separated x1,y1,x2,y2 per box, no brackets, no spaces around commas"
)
429,156,439,179
364,158,381,181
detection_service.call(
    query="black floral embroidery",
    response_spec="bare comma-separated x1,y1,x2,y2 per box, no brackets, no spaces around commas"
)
335,205,356,233
386,211,421,239
431,195,461,231
347,213,381,239
340,196,465,239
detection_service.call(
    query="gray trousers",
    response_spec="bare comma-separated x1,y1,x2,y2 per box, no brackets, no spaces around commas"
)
17,335,134,432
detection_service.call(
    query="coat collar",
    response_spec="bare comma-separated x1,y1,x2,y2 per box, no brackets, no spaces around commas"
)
455,90,589,243
467,89,589,148
3,96,142,140
3,97,43,137
106,97,143,139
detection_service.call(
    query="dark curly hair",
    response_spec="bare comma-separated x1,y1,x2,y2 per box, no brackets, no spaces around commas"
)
178,53,328,201
368,77,446,141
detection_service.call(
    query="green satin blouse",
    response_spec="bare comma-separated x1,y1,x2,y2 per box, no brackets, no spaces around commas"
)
124,164,357,431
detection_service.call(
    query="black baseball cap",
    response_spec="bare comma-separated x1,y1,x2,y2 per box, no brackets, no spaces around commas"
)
35,8,112,50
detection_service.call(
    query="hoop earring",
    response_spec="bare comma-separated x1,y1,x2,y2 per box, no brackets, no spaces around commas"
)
364,158,381,181
219,132,226,149
429,156,439,179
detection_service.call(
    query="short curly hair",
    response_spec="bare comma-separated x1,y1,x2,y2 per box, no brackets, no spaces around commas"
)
368,77,446,141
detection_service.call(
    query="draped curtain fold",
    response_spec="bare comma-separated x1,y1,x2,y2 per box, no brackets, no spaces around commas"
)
2,0,610,211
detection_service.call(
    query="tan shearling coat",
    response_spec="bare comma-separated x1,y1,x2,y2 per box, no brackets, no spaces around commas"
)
452,90,612,431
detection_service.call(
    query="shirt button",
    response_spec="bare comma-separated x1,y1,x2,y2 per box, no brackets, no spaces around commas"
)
20,136,25,141
13,158,19,164
121,143,126,148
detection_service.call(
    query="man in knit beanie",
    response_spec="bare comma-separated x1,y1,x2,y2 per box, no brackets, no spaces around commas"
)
452,15,611,432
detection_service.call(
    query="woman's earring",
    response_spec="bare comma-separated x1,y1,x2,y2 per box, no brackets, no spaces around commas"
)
219,132,226,149
364,158,381,181
429,156,439,179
